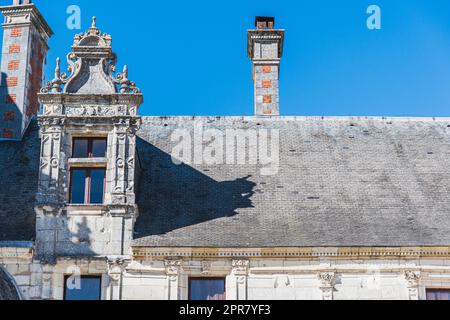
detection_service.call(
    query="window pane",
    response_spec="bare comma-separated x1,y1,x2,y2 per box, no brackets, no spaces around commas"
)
90,169,105,204
190,279,225,301
65,276,101,300
427,289,450,300
92,139,107,157
73,139,88,158
70,169,86,204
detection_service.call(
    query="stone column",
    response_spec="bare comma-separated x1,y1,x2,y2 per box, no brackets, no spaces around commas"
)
318,272,337,300
404,270,420,300
165,260,182,300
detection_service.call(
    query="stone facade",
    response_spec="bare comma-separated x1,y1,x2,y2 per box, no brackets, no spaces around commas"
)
1,2,450,301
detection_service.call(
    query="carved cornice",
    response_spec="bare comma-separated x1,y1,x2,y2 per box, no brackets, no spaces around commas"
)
132,247,450,260
38,93,143,107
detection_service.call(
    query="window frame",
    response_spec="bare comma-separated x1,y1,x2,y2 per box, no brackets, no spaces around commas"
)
63,275,102,301
69,167,106,205
188,277,226,301
72,137,107,159
426,288,450,300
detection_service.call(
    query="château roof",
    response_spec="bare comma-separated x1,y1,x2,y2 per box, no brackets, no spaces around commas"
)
133,116,450,247
2,116,450,248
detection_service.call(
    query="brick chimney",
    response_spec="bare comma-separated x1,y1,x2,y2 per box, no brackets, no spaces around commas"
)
0,0,52,140
247,17,284,116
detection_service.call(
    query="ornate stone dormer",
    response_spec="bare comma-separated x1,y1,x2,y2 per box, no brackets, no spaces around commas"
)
35,18,143,261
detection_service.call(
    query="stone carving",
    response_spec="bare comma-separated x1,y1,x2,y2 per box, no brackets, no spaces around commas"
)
40,17,140,95
404,270,420,286
65,106,116,117
232,260,250,274
201,261,212,275
318,272,337,300
404,270,420,300
164,260,182,281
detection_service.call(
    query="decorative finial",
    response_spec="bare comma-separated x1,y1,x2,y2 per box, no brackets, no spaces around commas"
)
55,57,61,79
92,16,97,29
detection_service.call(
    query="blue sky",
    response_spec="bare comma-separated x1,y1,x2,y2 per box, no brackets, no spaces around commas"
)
4,0,450,116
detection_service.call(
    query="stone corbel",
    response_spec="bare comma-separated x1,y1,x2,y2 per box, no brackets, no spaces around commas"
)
318,272,337,300
404,270,421,300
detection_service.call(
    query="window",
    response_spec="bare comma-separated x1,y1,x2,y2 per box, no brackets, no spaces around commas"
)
189,278,226,301
69,137,107,205
73,138,107,158
70,168,105,204
64,275,102,300
426,289,450,300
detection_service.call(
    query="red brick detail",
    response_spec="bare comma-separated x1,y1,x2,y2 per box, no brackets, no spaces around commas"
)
9,44,21,53
262,109,273,115
2,129,14,139
262,66,272,73
5,94,17,104
263,95,272,103
26,33,45,117
8,60,20,70
10,28,23,37
262,80,272,88
5,77,18,87
3,111,15,121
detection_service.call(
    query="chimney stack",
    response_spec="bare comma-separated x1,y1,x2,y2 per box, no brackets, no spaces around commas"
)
0,0,52,140
248,17,284,116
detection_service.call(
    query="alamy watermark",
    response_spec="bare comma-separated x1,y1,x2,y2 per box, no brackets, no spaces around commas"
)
367,5,382,30
170,121,280,176
66,5,81,30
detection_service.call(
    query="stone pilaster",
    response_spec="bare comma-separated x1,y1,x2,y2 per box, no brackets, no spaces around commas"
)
404,270,420,300
107,258,126,300
318,272,337,300
165,260,182,300
228,260,249,300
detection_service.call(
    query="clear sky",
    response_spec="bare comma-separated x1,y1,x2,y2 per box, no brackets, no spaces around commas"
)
3,0,450,117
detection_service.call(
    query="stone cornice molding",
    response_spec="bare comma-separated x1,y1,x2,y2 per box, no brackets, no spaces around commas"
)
132,246,450,260
38,93,143,107
1,4,53,38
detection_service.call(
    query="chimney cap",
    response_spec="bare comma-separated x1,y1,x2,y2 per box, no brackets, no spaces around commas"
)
255,16,275,29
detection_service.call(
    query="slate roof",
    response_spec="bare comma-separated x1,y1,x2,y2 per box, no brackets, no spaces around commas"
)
2,116,450,248
0,120,40,242
0,267,19,300
133,116,450,247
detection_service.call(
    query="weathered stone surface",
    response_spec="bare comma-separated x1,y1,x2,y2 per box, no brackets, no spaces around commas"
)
0,267,19,300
